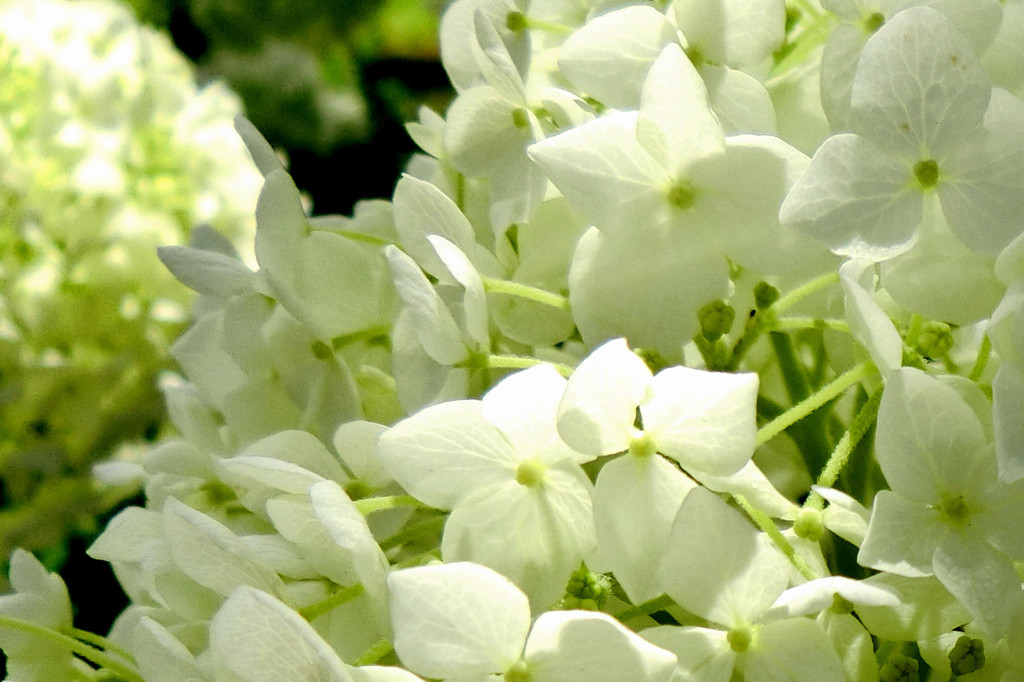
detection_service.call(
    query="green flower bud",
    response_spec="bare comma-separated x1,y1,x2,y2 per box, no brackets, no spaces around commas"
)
915,321,954,358
793,507,825,542
698,300,735,341
563,565,610,610
506,10,528,32
879,653,919,682
948,635,985,676
754,282,781,310
864,12,885,34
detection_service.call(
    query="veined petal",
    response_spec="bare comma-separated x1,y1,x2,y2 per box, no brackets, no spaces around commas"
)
528,112,669,234
376,400,518,509
557,337,653,457
558,4,677,110
387,562,531,679
741,618,844,682
779,133,922,261
858,490,945,577
524,611,677,682
850,7,990,159
763,576,899,621
643,366,758,476
641,625,735,682
671,0,786,68
445,86,535,177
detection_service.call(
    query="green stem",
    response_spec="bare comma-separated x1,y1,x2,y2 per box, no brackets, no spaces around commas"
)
969,334,992,382
482,277,571,312
354,495,423,516
353,639,394,666
299,583,366,622
806,386,884,510
768,317,850,333
69,627,134,664
733,495,817,581
756,361,872,447
485,354,575,378
773,272,840,314
613,594,676,624
0,616,143,682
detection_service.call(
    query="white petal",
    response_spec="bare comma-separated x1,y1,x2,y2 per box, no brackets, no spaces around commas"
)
994,363,1024,483
875,368,988,503
428,235,489,348
558,5,676,110
524,611,677,682
392,175,482,280
703,64,777,135
840,259,902,375
557,338,652,457
471,9,525,101
850,7,990,159
742,618,844,682
591,455,696,603
764,576,899,621
660,487,790,625
644,367,758,476
640,626,734,682
814,486,871,547
387,562,531,678
376,400,517,509
483,364,578,464
671,0,786,67
445,87,533,177
779,133,922,261
210,586,351,682
857,491,944,577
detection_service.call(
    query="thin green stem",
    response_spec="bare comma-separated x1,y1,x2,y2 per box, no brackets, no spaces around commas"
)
733,495,817,581
756,361,873,447
298,583,366,622
767,316,850,333
353,639,394,666
613,594,676,624
485,354,575,377
772,272,840,314
806,386,884,510
0,616,143,682
354,495,423,516
69,627,134,664
482,277,571,312
969,334,992,382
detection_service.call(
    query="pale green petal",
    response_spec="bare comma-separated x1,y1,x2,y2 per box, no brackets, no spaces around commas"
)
660,487,790,625
591,454,697,603
939,124,1024,255
210,586,352,682
644,367,758,476
850,7,990,159
558,5,677,110
840,258,902,375
133,617,202,682
386,246,468,366
528,112,669,234
392,175,482,280
482,364,579,465
254,169,306,287
815,486,871,547
763,576,899,621
875,368,988,502
524,611,677,682
162,497,284,598
429,235,489,348
557,337,653,457
994,363,1024,484
471,9,525,102
933,531,1024,638
157,244,255,297
641,625,735,682
820,23,869,133
388,562,530,679
441,463,597,609
568,227,731,358
694,461,799,520
854,573,971,641
702,64,777,135
638,43,725,171
671,0,786,67
858,490,945,576
440,0,528,92
742,618,844,682
377,400,519,509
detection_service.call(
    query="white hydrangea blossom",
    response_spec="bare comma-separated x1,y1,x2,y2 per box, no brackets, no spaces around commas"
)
6,0,1024,679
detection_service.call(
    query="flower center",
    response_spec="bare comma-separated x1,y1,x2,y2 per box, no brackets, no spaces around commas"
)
516,459,546,487
864,12,885,34
727,626,754,653
936,494,971,526
913,159,940,189
512,107,531,129
628,431,657,459
505,660,532,682
667,180,697,210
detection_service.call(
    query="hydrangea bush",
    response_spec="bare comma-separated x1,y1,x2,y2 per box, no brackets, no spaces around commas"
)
0,0,260,569
5,0,1024,679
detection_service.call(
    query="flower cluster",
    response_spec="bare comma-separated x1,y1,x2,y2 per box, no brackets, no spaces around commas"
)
0,0,260,566
5,0,1024,679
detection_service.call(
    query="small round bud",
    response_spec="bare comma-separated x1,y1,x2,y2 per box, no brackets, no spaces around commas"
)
793,507,825,542
699,300,735,341
563,565,610,610
915,321,953,358
511,107,531,129
879,653,919,682
754,282,780,310
506,11,528,32
864,12,885,33
311,340,333,360
948,635,985,676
